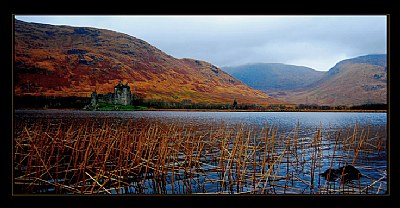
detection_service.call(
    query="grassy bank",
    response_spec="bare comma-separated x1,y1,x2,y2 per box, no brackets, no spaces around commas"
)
92,103,148,111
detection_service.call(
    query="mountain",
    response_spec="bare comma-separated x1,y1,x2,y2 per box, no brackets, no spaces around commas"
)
14,20,285,106
222,63,325,91
269,54,387,106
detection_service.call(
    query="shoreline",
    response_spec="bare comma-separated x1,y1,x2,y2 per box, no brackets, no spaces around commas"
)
14,108,387,113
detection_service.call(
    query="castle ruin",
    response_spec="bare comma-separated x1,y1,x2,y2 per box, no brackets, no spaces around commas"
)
90,81,133,107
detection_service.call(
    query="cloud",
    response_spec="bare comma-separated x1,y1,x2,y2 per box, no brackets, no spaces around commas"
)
15,15,387,71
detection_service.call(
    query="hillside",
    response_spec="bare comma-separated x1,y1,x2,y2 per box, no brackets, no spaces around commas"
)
14,20,285,106
222,63,325,91
270,54,387,106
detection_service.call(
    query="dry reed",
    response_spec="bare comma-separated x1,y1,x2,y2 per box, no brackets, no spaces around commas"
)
13,118,387,194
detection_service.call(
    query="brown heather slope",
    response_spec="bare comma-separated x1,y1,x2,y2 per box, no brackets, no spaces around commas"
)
269,54,387,106
14,20,285,106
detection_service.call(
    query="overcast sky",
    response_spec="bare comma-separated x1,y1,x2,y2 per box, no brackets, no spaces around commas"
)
15,15,387,71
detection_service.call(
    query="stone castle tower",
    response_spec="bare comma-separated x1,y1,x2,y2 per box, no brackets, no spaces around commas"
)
114,81,132,105
91,89,97,106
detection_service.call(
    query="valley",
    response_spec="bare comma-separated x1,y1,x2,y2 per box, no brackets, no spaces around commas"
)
223,54,387,106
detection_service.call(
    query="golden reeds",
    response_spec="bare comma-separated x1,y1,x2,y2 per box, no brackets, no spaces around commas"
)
13,118,387,194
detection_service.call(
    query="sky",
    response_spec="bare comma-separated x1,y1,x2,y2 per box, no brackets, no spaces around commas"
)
15,15,387,71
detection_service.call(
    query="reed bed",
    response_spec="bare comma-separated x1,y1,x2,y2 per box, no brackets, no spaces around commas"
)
13,118,387,194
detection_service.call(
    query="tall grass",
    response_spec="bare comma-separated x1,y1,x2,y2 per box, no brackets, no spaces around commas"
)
13,118,387,194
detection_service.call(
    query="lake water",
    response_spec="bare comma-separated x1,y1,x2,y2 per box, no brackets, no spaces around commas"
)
14,110,388,194
15,110,387,129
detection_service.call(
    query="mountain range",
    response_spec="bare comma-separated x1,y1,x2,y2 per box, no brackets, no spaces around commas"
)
14,20,285,106
223,54,387,106
14,19,387,107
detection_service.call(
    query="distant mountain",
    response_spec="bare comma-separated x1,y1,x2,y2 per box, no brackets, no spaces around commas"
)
222,63,325,91
271,54,387,106
14,20,286,106
326,54,387,77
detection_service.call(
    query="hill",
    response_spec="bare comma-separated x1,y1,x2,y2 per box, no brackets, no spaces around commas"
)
14,20,285,106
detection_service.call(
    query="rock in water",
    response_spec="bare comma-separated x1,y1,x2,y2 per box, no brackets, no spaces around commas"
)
320,168,341,181
320,165,361,182
337,165,361,182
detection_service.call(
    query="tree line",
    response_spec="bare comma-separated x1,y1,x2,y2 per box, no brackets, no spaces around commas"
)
296,103,387,110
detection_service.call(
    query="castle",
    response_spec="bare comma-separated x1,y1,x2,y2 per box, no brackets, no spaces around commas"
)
90,81,133,107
